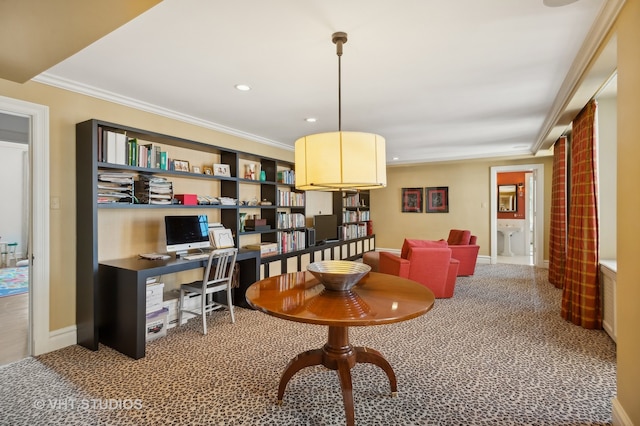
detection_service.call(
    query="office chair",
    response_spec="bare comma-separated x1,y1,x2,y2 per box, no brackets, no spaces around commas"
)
178,247,238,334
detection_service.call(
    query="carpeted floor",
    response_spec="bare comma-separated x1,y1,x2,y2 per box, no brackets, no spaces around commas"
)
0,264,616,425
0,266,29,298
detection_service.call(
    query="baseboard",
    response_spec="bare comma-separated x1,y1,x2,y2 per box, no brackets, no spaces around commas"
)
40,325,77,355
477,255,491,264
612,397,634,426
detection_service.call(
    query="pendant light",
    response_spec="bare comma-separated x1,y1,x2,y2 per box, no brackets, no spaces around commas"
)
295,32,386,191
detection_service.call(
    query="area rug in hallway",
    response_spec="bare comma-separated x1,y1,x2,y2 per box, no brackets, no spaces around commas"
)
0,264,617,425
0,267,28,297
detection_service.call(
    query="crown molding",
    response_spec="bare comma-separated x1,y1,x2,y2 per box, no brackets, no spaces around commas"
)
533,0,626,152
32,73,294,152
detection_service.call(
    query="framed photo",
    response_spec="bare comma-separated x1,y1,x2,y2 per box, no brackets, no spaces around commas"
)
203,166,213,175
173,160,190,172
425,187,449,213
401,188,423,213
191,165,201,174
210,228,234,248
213,163,231,177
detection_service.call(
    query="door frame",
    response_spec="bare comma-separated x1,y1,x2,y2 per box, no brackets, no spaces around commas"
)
0,95,50,356
490,164,545,267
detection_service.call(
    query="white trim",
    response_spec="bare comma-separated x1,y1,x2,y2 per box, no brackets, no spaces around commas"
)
533,0,626,152
0,140,28,151
490,164,545,268
33,73,293,153
0,95,50,356
611,397,633,426
47,325,77,353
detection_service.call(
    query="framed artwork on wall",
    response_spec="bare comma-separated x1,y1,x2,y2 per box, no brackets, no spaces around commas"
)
425,187,449,213
401,187,423,213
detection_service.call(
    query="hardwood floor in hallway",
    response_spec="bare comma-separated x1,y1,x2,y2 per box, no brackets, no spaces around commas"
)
0,292,28,365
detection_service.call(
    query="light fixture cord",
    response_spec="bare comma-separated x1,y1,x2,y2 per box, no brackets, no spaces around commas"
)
338,53,342,132
337,40,343,132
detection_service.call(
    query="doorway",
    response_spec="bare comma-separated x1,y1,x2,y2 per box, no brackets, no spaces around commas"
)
0,95,50,360
0,133,30,364
490,164,545,268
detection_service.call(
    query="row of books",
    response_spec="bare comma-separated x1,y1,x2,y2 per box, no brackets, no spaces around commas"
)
277,190,304,207
343,192,366,207
276,230,306,254
342,210,370,223
99,128,185,171
276,213,305,230
99,129,162,168
277,169,295,185
340,223,368,240
97,172,134,204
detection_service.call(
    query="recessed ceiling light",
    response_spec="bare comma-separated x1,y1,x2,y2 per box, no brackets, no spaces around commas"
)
305,118,317,123
392,157,399,161
543,0,579,7
235,84,251,91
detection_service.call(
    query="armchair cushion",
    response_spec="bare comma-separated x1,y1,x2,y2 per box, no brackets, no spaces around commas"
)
380,246,459,298
447,229,472,245
400,238,448,259
445,229,479,276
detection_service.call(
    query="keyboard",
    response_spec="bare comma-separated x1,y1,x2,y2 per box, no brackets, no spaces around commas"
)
183,253,210,260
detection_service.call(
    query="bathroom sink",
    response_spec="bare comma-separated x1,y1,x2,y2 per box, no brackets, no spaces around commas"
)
497,225,522,256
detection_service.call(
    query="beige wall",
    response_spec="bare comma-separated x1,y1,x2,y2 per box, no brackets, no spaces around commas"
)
616,0,640,422
0,78,293,330
371,156,553,259
2,2,639,416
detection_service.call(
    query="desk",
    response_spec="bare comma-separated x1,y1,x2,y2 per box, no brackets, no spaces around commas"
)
96,249,259,359
246,271,435,426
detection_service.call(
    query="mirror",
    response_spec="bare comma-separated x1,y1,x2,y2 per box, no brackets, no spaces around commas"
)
498,185,517,212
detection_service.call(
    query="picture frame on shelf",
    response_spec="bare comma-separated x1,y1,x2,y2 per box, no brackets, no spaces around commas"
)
173,160,190,172
203,166,213,175
191,166,201,174
210,228,234,248
214,163,231,177
401,187,423,213
425,187,449,213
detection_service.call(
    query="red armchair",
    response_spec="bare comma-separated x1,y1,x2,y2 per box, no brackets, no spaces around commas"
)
446,229,480,276
379,239,459,298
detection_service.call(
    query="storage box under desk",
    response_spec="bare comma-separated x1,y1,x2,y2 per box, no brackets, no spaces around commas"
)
97,250,260,359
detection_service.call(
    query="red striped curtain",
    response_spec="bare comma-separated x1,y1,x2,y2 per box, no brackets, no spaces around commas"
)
548,136,567,289
561,100,601,329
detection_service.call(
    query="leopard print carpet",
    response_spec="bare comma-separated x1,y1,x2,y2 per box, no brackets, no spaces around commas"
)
0,264,616,425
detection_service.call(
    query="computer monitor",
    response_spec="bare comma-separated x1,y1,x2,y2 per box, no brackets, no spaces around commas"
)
165,215,211,255
314,214,338,244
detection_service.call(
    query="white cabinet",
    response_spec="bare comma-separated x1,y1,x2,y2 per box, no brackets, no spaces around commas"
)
599,260,617,343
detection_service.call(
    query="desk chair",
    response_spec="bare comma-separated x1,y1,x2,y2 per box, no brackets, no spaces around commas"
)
178,248,238,334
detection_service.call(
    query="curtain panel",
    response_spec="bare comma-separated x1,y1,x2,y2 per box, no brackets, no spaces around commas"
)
548,136,567,289
561,100,601,329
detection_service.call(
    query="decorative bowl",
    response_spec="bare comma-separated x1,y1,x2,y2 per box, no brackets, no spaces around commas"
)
307,261,371,292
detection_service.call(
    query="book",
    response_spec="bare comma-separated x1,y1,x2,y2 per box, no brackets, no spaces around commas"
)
106,131,117,164
127,138,138,166
114,133,128,165
160,151,168,170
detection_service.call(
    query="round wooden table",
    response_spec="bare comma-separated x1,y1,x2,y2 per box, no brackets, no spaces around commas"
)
246,271,435,426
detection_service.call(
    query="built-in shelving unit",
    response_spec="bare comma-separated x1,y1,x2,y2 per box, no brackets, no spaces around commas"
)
333,190,371,239
76,119,376,356
75,119,304,351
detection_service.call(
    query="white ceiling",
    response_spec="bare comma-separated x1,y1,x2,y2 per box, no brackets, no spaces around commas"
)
35,0,618,164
